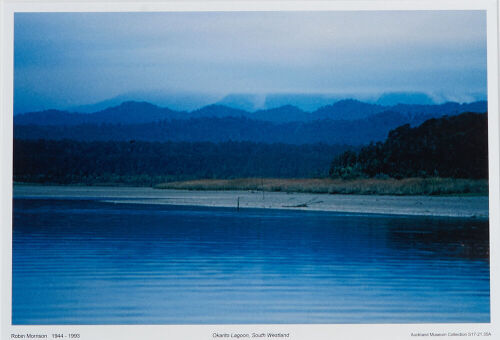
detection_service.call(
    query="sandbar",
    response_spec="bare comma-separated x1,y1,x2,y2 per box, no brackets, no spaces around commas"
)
13,185,488,218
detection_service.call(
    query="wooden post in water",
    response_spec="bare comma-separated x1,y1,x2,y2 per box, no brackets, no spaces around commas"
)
237,196,240,211
261,177,265,200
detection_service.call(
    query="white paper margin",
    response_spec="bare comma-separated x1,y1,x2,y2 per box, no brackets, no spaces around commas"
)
1,1,499,340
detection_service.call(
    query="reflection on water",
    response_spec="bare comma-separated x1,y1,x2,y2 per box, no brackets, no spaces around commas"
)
387,218,489,260
13,198,490,324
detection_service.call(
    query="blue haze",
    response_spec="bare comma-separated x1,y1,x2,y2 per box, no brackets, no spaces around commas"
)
14,11,486,113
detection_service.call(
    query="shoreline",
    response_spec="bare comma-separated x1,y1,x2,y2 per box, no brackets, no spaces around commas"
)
14,185,489,219
14,176,489,197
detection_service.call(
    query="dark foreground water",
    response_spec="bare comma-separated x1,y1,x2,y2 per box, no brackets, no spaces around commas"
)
13,198,490,324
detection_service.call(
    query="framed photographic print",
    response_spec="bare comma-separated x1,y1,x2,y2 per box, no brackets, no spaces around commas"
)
1,1,499,339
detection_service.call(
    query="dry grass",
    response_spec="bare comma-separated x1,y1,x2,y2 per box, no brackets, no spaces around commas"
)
155,177,488,196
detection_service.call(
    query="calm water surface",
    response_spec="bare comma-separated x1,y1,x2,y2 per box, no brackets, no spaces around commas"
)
13,197,490,324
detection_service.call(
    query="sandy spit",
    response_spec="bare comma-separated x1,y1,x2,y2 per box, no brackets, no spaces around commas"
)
14,185,489,218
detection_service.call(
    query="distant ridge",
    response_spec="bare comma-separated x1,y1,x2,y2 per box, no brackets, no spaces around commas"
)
14,99,487,126
314,99,384,120
15,109,487,147
15,101,186,126
190,104,248,119
16,91,486,115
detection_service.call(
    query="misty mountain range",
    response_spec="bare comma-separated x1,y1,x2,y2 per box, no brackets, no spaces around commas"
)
14,99,487,146
15,99,487,124
15,90,486,115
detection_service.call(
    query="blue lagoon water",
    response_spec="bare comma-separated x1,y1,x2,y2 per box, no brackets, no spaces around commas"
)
13,197,490,324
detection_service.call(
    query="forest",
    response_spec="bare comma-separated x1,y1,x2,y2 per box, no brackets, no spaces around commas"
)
13,112,488,187
13,140,351,185
329,112,488,179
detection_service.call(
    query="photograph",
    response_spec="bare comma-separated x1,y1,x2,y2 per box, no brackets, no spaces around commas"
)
2,1,499,339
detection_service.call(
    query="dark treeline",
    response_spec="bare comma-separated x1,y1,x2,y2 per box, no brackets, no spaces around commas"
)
330,112,488,179
14,140,352,185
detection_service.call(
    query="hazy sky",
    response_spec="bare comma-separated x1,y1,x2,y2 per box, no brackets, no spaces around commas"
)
14,10,487,112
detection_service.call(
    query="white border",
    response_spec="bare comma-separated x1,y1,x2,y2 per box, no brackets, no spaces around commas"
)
1,1,499,340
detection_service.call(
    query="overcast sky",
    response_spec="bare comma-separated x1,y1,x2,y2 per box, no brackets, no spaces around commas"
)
14,10,487,112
